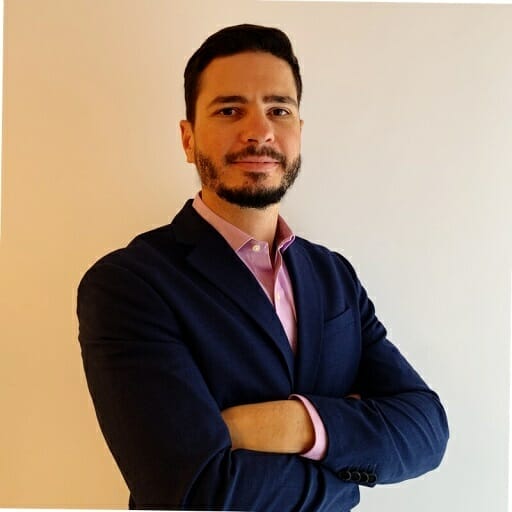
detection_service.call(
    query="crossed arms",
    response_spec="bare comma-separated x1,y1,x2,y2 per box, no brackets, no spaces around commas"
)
77,246,449,511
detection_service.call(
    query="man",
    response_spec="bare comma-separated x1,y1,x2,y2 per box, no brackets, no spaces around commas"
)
77,24,448,511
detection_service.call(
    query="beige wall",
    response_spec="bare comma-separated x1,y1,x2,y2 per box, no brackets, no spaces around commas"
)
1,1,511,510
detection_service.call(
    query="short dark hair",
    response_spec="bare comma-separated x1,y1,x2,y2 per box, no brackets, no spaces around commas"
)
184,24,302,125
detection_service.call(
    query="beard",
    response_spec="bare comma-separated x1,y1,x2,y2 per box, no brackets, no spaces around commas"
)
194,145,301,209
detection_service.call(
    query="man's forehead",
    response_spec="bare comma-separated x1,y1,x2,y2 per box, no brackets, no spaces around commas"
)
197,52,298,104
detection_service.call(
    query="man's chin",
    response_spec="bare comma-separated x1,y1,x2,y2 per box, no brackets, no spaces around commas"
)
216,185,288,210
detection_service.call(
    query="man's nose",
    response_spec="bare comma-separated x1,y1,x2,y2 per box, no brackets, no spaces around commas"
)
240,111,275,144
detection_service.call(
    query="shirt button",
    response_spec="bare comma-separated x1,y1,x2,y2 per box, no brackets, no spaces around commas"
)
276,292,281,302
252,244,261,252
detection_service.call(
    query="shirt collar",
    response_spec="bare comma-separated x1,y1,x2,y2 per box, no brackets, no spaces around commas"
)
192,192,295,254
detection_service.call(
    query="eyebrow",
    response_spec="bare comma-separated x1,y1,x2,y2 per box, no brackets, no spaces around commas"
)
207,95,298,109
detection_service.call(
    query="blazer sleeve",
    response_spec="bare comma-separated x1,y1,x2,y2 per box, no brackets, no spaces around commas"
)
77,260,359,511
304,254,449,486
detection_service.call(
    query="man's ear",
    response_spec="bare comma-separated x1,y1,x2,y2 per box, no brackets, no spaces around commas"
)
180,120,195,163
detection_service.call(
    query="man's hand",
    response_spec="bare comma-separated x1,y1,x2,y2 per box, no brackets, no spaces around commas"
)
221,399,315,454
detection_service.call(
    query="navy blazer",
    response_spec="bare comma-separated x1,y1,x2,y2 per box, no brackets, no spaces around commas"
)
77,200,448,511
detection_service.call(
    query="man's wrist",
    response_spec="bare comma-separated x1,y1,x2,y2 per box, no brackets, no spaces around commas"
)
289,395,328,460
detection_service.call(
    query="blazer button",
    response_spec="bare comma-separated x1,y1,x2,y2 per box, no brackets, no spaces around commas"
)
350,471,361,482
367,474,377,484
358,472,369,484
337,470,351,481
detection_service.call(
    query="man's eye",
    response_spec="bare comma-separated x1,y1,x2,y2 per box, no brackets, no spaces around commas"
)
217,107,238,116
271,108,290,117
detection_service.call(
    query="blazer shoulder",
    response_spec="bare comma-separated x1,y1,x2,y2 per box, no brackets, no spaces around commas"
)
103,221,175,260
82,199,200,273
78,222,180,289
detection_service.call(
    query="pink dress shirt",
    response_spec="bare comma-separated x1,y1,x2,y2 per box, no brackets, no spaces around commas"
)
192,193,327,460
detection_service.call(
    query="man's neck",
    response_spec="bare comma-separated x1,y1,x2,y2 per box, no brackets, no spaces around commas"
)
201,189,280,248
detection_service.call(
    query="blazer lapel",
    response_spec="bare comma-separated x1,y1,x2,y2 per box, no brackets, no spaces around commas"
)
172,201,295,380
284,241,323,393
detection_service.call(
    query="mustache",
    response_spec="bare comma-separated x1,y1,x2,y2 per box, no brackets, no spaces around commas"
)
224,146,286,165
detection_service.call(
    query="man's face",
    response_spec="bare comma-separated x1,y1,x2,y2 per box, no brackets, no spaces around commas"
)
180,51,303,209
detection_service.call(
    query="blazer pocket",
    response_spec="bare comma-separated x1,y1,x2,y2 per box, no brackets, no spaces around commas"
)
323,307,355,337
318,307,359,392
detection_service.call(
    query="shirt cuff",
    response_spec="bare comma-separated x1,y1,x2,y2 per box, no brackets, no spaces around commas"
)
289,394,328,461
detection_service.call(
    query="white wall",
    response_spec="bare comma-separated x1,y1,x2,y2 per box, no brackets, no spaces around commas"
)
1,1,511,510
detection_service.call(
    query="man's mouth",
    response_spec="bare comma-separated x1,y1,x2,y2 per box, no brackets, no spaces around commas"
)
225,147,286,167
232,159,280,171
235,158,279,164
